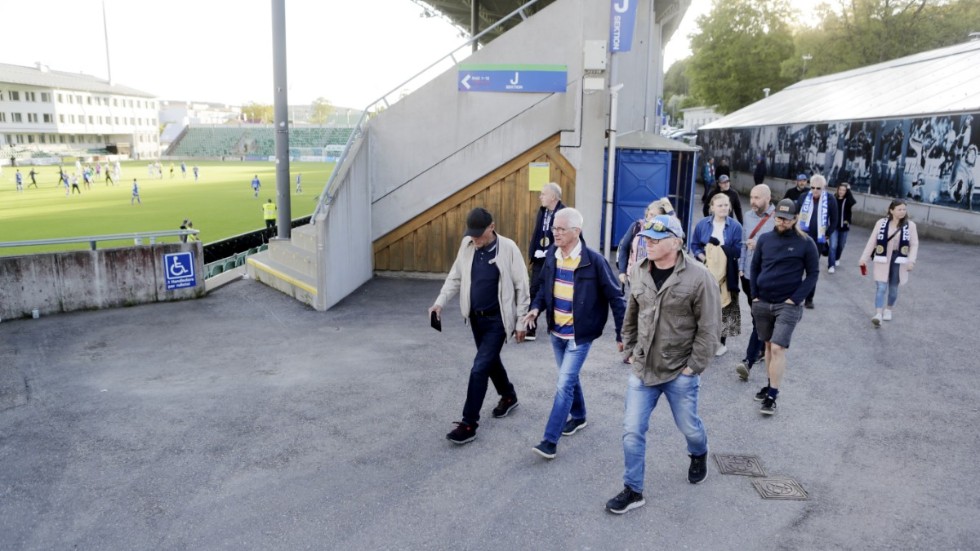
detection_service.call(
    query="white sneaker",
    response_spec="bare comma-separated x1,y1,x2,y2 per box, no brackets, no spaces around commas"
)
715,344,727,356
835,260,841,267
872,314,882,328
828,266,836,273
883,310,893,321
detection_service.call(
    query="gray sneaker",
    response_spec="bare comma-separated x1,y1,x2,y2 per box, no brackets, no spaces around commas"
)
736,361,750,381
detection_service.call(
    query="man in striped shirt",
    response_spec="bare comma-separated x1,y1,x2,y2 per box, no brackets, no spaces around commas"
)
523,208,626,460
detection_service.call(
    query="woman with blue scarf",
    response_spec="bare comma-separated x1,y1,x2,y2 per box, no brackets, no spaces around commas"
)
858,200,919,327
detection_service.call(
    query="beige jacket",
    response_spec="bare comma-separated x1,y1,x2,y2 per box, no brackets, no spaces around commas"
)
859,219,918,286
435,234,530,341
622,252,721,385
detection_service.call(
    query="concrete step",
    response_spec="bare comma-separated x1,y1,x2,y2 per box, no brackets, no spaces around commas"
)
268,239,316,278
290,224,317,252
245,252,317,308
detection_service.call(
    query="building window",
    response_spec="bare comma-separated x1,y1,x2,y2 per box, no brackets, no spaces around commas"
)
87,97,92,105
39,135,46,143
69,135,75,143
10,91,20,101
27,113,38,123
43,114,52,123
12,113,22,122
69,115,75,123
41,92,50,102
16,134,24,143
59,114,65,123
57,93,63,102
59,135,65,143
27,135,35,143
0,113,5,122
89,115,94,124
75,95,82,103
113,98,118,107
25,91,36,101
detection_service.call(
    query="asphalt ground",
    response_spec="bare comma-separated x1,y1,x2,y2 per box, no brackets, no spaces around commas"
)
1,206,978,550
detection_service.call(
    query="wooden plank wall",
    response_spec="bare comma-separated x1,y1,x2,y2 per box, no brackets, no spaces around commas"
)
374,134,576,273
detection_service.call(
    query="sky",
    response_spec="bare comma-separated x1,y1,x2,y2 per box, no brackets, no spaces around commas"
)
3,0,826,109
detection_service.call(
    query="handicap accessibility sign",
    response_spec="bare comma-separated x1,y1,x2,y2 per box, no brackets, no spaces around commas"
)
164,252,197,290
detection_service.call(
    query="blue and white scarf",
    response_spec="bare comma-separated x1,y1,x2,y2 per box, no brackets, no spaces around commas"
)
798,191,829,243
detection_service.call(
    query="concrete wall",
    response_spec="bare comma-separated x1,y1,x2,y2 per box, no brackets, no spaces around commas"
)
731,172,980,245
0,243,205,320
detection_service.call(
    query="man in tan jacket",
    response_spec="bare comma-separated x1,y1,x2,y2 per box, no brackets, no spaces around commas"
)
430,208,529,445
606,215,720,514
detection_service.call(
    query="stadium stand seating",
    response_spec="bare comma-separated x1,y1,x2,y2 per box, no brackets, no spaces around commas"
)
166,126,353,157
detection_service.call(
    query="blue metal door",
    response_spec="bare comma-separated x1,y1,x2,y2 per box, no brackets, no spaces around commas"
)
612,149,672,244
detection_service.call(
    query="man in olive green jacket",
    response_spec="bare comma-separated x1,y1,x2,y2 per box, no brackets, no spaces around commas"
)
606,215,720,515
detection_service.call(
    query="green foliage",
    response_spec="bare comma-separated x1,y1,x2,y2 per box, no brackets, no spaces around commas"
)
784,0,980,80
242,102,274,124
309,97,334,125
687,0,796,114
0,161,333,255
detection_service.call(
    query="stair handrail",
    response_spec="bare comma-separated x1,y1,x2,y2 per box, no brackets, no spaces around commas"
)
311,0,543,222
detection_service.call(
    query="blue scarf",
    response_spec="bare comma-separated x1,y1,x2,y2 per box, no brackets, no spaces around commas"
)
798,192,829,243
873,218,912,264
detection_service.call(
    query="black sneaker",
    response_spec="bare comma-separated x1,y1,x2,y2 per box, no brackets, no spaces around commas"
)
754,386,770,401
804,300,814,309
532,440,557,459
606,486,646,514
760,396,777,415
446,422,477,445
561,418,588,436
492,396,519,418
736,361,751,382
688,452,708,484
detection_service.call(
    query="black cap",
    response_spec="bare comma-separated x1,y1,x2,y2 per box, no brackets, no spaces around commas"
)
774,198,798,220
464,207,493,237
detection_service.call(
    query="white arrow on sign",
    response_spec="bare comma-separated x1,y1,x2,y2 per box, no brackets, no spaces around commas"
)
461,74,472,90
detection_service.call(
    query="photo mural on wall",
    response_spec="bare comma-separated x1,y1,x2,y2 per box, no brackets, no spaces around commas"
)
699,112,978,211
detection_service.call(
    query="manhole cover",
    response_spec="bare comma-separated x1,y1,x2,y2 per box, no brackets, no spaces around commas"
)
752,477,808,500
713,454,767,477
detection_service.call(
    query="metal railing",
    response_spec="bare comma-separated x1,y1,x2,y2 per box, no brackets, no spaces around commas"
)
311,0,542,221
0,229,200,252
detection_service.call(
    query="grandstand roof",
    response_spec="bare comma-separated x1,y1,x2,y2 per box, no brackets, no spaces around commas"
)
702,39,980,129
421,0,687,44
0,62,154,98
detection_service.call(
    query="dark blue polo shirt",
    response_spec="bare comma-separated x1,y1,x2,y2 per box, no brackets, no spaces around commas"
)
470,239,499,313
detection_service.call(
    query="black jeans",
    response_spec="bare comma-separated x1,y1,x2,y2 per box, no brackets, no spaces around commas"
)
462,311,515,427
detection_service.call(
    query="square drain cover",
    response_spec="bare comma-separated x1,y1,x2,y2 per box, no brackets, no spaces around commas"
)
752,477,809,500
713,454,767,477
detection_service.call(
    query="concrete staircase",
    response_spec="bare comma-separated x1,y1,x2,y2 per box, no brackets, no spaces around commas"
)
245,225,318,308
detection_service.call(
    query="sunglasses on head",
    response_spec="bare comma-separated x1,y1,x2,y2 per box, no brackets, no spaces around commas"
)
645,220,678,237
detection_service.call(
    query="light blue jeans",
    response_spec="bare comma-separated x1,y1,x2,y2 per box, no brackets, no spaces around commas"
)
875,257,901,309
542,336,593,444
623,373,708,493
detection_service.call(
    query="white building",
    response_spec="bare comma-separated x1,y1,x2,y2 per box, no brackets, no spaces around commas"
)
158,100,241,126
0,62,159,161
680,105,722,132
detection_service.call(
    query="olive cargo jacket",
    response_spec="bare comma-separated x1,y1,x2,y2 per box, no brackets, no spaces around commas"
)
622,251,721,385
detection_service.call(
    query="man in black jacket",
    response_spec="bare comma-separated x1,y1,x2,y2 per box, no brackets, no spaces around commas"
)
702,175,743,224
750,199,819,416
527,182,565,340
754,155,767,185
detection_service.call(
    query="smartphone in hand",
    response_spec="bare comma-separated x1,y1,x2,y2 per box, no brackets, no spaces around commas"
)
430,311,442,332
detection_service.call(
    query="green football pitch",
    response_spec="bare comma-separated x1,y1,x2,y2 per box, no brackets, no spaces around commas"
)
0,161,333,256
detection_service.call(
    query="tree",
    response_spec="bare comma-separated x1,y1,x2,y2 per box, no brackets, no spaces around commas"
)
782,0,980,81
687,0,796,113
309,97,334,125
242,102,274,123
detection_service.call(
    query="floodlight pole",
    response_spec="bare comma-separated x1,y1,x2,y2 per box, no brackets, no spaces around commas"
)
272,0,291,239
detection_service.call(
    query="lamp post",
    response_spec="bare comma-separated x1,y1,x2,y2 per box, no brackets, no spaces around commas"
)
802,54,813,78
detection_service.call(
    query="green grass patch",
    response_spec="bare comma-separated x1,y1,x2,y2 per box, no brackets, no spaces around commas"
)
0,161,333,256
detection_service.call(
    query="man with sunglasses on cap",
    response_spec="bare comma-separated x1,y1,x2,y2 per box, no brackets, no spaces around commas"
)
750,199,819,416
784,174,810,203
430,208,530,445
605,215,720,514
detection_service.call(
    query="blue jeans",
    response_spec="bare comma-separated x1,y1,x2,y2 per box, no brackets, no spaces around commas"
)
462,312,515,427
542,336,593,444
874,259,901,309
830,229,850,266
623,373,708,493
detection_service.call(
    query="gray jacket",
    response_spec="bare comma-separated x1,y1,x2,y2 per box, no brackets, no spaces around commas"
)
739,204,776,281
622,252,720,385
435,234,530,341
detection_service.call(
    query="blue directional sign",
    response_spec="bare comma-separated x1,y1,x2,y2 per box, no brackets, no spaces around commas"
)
458,64,567,93
164,252,197,290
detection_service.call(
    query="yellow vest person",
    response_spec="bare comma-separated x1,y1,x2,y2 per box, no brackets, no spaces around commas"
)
263,200,277,238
